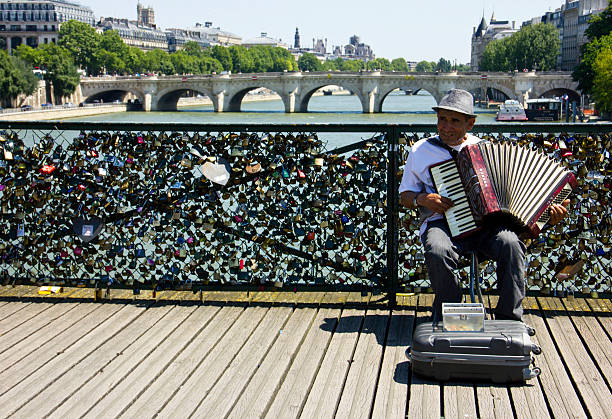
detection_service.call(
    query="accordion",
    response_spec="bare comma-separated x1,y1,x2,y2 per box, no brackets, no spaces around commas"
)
429,142,577,239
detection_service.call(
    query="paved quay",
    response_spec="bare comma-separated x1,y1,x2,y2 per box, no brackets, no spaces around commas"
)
0,285,610,418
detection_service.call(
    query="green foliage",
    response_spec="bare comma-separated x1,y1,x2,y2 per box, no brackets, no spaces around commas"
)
58,20,99,75
144,49,175,75
437,58,452,72
585,0,612,41
38,44,80,100
391,58,408,72
211,45,232,71
297,53,322,71
415,60,435,72
366,58,391,71
573,2,612,96
592,45,612,112
228,45,253,73
0,50,38,106
480,23,560,71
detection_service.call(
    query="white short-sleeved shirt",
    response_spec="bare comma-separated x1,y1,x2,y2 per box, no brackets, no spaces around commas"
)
399,134,482,236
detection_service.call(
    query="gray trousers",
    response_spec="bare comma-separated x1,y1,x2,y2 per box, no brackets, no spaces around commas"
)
422,219,526,321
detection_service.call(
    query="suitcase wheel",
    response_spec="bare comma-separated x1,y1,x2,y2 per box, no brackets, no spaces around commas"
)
525,325,536,336
531,344,542,355
523,367,541,380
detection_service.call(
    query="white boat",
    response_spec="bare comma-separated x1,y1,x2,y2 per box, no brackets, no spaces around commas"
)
496,100,528,121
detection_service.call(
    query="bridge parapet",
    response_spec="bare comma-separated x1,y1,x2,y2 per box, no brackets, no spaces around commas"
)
79,71,580,113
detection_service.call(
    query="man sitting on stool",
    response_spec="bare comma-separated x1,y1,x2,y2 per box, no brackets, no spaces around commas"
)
399,89,569,321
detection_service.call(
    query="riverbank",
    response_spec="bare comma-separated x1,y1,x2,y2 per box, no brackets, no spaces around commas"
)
0,104,127,121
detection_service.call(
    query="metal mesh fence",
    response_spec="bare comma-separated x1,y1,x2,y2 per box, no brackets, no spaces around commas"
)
0,122,610,298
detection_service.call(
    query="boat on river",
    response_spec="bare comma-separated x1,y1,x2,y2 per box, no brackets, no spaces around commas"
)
525,98,562,121
496,100,528,121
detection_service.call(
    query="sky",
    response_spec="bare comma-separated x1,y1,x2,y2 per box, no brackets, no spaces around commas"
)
78,0,566,63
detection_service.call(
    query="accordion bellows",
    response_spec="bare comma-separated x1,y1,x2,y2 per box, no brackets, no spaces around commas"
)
430,142,577,238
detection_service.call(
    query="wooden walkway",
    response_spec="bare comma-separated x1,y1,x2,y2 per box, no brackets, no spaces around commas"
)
0,285,610,418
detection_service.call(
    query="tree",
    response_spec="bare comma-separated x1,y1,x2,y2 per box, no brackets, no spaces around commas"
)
210,45,232,71
0,50,38,106
366,58,391,71
58,20,99,75
592,45,612,112
437,58,452,72
573,1,612,95
584,1,612,41
39,44,80,101
228,45,253,73
340,59,363,71
480,37,512,71
391,58,409,72
183,41,203,57
297,52,322,71
143,49,175,75
415,60,434,72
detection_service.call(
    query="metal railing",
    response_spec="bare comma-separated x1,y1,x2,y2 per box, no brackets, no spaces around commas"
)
0,121,610,304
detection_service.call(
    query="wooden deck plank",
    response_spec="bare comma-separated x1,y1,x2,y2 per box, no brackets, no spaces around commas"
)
407,294,441,419
0,300,31,320
335,308,389,419
0,302,127,395
371,296,416,419
300,308,365,419
0,301,54,335
473,295,515,419
228,307,318,418
18,304,186,418
156,306,269,418
68,305,220,419
0,303,148,415
0,303,101,374
188,306,293,418
443,382,478,419
538,297,611,419
265,307,341,419
563,298,612,387
523,297,587,419
0,301,78,355
6,303,175,418
120,305,245,418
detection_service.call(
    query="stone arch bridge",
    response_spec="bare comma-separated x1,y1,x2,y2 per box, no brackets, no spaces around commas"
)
80,71,579,113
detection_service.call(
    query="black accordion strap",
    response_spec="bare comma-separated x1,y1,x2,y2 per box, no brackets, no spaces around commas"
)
427,136,459,160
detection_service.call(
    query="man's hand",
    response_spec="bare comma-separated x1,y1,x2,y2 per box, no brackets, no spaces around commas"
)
418,193,454,214
549,199,570,225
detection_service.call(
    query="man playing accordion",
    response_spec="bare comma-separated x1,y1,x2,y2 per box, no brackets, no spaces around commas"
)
399,89,569,321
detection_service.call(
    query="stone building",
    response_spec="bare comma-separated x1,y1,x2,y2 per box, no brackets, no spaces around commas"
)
165,28,209,53
97,16,167,51
242,32,287,48
0,0,94,53
560,0,608,70
342,35,374,61
188,22,241,47
136,2,154,28
470,13,518,70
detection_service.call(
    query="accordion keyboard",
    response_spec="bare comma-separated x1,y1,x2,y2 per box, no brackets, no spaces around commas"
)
430,160,477,237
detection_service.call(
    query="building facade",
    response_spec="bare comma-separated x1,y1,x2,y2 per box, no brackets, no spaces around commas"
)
188,22,241,47
0,0,94,53
165,27,209,52
341,35,374,61
561,0,607,70
242,32,287,49
97,17,167,51
471,13,518,70
136,2,154,28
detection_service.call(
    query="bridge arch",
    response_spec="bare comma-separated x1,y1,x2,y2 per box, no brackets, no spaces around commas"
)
226,86,284,112
155,85,215,111
536,88,580,103
83,88,144,104
376,85,438,112
297,83,366,113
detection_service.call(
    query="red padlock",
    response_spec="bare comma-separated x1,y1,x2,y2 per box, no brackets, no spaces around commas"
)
306,231,315,241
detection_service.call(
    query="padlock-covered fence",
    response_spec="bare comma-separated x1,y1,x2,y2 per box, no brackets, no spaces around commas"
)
0,121,610,303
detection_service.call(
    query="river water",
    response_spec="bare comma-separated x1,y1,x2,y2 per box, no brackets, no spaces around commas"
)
64,91,499,149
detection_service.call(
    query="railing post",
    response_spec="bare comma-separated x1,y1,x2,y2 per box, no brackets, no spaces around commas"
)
386,126,400,307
